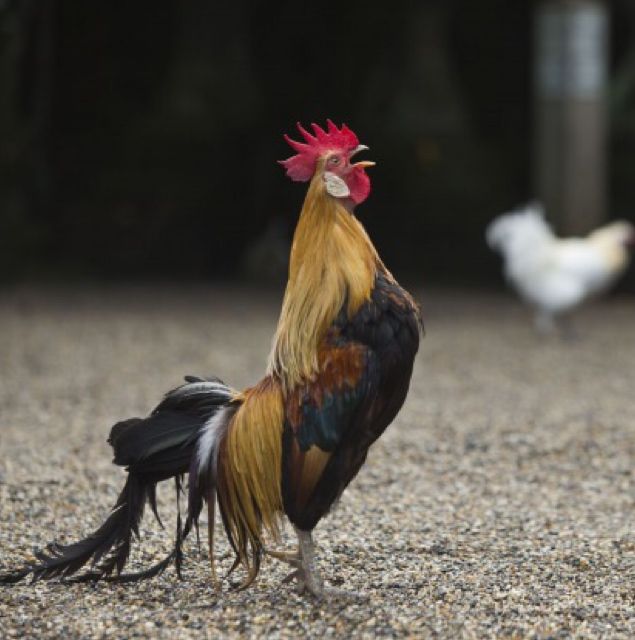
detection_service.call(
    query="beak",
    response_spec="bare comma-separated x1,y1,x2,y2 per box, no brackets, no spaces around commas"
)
354,160,376,168
349,144,375,168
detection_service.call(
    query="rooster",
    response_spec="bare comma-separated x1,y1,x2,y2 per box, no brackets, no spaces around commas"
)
0,121,421,599
487,202,634,333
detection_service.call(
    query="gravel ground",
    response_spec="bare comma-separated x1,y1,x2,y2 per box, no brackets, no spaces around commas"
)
0,284,634,639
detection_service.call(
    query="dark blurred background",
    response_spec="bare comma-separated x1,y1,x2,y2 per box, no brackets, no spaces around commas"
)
1,0,634,286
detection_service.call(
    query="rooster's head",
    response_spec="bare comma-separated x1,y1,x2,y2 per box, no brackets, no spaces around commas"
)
279,120,374,206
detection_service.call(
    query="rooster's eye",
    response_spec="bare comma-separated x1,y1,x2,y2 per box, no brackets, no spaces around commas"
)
329,156,340,165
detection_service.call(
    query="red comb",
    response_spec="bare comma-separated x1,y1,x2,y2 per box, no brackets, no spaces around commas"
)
279,120,360,182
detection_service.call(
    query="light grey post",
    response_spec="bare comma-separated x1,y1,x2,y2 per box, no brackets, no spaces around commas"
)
533,0,609,235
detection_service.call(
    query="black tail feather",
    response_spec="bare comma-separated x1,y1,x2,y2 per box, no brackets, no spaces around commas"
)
0,474,148,584
0,375,233,587
68,477,192,584
0,475,198,586
0,567,31,585
147,483,163,529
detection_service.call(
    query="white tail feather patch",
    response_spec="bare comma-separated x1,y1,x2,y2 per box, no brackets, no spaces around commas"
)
168,381,233,401
197,406,231,474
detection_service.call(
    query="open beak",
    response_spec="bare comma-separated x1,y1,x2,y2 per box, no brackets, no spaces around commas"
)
350,144,376,168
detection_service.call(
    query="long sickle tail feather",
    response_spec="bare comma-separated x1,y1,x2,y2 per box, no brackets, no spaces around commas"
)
65,477,189,585
0,473,150,584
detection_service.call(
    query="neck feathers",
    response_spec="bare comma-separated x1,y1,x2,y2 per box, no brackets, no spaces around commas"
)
268,174,379,387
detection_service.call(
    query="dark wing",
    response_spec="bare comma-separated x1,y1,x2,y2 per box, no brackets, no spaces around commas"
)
282,273,420,531
342,272,421,354
282,343,379,527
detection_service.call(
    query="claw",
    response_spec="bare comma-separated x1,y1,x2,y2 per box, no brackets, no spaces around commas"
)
282,568,304,588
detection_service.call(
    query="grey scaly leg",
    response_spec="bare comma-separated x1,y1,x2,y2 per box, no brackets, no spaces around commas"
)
295,527,325,597
266,527,367,600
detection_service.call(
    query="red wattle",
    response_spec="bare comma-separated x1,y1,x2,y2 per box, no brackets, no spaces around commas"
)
346,168,371,205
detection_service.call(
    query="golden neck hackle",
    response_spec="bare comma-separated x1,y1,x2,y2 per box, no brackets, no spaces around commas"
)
268,166,379,388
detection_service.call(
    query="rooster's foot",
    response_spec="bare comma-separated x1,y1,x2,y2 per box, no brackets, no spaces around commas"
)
283,568,366,601
271,527,366,601
264,547,301,567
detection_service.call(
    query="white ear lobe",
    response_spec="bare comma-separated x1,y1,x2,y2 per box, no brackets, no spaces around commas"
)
324,171,350,198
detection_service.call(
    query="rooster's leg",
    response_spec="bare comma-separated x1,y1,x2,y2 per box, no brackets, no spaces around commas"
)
292,528,367,601
269,528,366,600
294,527,324,597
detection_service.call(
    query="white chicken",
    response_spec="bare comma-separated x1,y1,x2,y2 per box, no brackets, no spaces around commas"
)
487,202,634,333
